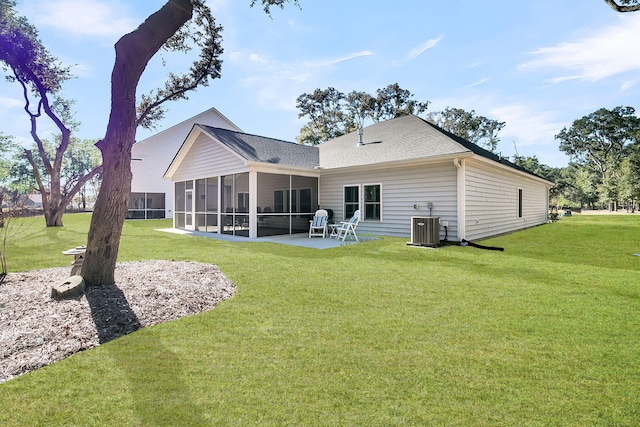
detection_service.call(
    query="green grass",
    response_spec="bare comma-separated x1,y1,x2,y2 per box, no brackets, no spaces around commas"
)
1,213,639,426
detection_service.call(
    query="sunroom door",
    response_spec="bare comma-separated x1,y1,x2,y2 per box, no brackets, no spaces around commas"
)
185,189,195,231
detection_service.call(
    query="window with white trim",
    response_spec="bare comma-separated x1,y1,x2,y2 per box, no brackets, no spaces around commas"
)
364,184,381,221
344,185,359,219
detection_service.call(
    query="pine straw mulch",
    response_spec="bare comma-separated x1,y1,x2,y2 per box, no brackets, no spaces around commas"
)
0,260,236,383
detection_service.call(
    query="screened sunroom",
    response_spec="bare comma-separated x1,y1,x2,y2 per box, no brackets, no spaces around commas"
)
173,172,319,238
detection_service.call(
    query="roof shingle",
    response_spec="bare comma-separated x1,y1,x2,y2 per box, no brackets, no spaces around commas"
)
200,125,319,169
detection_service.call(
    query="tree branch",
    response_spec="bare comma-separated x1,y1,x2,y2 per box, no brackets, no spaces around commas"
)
24,148,50,211
604,0,640,12
60,164,103,208
99,0,193,149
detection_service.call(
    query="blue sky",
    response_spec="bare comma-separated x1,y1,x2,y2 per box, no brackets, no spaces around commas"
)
3,0,640,168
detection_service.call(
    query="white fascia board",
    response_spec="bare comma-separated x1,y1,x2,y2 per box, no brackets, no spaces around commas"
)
472,155,555,187
317,152,474,175
247,161,321,177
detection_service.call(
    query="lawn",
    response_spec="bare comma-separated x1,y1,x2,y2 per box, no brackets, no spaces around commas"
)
1,213,639,426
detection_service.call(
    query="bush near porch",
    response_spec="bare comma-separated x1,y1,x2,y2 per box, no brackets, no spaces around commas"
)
1,213,639,425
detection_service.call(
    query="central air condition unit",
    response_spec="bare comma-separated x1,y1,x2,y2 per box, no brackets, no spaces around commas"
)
410,216,440,246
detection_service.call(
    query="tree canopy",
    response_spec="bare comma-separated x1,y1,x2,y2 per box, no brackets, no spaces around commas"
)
556,106,640,178
426,108,505,153
0,0,102,226
295,84,429,145
556,106,640,209
604,0,640,12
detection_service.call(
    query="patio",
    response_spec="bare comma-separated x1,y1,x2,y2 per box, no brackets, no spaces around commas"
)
157,228,372,249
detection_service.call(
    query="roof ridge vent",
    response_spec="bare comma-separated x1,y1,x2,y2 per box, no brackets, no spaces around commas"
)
357,127,364,147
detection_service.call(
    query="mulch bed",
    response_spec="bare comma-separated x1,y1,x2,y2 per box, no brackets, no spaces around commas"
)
0,260,236,383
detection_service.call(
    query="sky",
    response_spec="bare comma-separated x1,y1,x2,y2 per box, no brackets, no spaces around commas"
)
3,0,640,168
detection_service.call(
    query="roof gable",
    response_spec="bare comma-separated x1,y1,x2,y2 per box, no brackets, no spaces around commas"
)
199,126,319,169
135,107,241,147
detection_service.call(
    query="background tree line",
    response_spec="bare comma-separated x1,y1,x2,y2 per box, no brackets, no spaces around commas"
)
296,84,640,212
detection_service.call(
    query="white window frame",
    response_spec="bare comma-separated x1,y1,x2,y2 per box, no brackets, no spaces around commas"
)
343,184,360,220
363,183,382,222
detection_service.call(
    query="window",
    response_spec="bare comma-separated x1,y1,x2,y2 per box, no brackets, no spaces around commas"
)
364,184,381,221
237,192,249,213
287,189,297,213
344,185,359,219
299,188,312,213
175,182,186,211
274,190,284,212
518,188,523,218
127,192,166,219
206,178,218,212
196,179,206,212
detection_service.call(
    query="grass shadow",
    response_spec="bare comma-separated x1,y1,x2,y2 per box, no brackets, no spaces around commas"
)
85,283,208,424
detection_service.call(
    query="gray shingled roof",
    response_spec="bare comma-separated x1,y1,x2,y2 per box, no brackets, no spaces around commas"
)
198,116,547,182
199,125,319,169
318,115,470,169
318,115,546,180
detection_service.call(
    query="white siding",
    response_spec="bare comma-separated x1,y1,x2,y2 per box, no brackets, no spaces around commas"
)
171,134,248,182
319,163,458,239
131,108,240,218
464,159,548,241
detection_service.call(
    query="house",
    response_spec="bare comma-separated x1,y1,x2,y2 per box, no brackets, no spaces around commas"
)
128,107,241,219
16,193,42,208
163,114,553,241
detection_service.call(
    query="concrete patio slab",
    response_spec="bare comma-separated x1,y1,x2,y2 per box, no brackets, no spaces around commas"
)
156,228,372,249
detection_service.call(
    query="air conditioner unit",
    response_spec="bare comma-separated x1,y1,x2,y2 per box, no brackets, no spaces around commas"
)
410,216,440,246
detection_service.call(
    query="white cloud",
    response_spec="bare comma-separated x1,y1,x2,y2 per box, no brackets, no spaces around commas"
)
249,53,268,64
26,0,138,38
429,94,567,163
620,79,637,92
302,51,374,68
229,49,374,110
518,14,640,82
489,103,565,148
462,78,489,89
488,102,571,167
406,36,443,62
0,96,23,112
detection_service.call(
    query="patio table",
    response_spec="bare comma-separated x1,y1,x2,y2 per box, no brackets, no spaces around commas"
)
328,223,339,238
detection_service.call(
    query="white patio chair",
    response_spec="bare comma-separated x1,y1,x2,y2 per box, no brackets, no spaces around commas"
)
308,209,329,238
335,210,360,242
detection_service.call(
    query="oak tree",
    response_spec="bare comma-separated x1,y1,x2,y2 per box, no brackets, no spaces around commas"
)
296,84,429,145
82,0,297,285
427,107,505,153
0,0,102,226
555,106,640,208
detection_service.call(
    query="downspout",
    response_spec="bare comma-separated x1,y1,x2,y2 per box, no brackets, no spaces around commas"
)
454,158,466,241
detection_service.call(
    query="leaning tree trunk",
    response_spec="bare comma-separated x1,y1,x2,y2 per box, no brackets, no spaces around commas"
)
82,0,193,286
24,149,65,227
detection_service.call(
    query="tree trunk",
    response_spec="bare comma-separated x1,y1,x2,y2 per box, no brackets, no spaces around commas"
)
45,205,65,227
82,133,133,285
81,0,193,286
